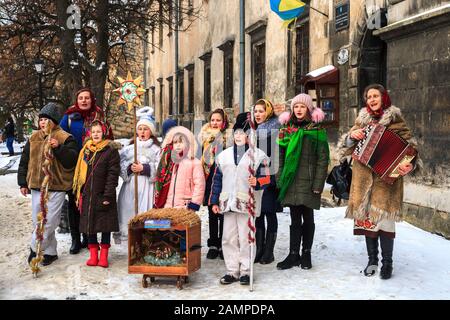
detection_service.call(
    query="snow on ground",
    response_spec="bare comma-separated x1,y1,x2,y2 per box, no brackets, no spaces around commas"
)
0,172,449,300
0,142,23,172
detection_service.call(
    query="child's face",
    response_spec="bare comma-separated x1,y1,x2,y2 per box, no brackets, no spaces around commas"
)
91,125,104,144
293,103,309,121
210,113,224,129
173,138,186,154
137,125,152,141
234,130,247,146
77,91,92,110
39,117,49,130
254,104,267,124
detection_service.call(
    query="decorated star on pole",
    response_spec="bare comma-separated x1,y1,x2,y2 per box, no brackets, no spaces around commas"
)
113,71,146,111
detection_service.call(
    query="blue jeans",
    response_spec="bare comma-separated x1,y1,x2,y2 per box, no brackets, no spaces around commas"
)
6,137,14,155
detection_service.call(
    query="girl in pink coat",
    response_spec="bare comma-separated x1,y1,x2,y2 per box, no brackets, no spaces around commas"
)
154,126,205,211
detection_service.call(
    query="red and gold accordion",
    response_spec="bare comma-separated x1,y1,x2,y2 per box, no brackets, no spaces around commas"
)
352,123,417,184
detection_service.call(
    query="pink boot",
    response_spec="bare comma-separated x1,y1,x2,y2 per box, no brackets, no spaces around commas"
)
98,244,111,268
86,244,99,266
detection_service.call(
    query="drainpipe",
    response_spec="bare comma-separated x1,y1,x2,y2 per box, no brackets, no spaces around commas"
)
239,0,245,113
174,0,179,120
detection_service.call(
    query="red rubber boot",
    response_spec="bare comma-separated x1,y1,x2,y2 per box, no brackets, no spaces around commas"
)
86,244,99,266
98,244,111,268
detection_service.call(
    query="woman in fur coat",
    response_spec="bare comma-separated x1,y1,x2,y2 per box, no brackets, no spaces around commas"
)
115,111,161,243
198,108,232,259
337,84,421,280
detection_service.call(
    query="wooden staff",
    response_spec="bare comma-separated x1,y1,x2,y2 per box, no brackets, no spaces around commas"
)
133,106,138,215
247,109,257,292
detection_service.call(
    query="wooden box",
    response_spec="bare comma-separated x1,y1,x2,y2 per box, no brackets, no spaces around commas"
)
128,221,201,289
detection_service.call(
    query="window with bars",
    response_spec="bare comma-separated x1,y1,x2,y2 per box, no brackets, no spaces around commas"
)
157,79,164,122
186,65,195,113
218,40,234,108
179,73,184,115
295,21,309,93
252,40,266,102
200,51,212,112
167,76,173,115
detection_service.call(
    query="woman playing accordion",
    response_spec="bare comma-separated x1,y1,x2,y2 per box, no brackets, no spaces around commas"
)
338,84,422,280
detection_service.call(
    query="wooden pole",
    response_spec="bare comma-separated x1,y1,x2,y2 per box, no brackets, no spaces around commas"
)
133,106,138,215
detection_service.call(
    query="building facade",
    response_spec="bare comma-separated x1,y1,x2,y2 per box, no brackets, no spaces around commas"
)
144,0,450,237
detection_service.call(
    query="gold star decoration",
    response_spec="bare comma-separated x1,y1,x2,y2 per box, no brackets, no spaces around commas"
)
113,71,146,111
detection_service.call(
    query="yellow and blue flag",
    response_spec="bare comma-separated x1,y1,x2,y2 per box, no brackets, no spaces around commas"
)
270,0,306,27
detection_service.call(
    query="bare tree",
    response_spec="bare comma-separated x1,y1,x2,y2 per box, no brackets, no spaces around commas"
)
0,0,201,116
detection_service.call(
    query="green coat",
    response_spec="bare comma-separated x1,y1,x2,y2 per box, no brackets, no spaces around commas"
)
277,122,329,209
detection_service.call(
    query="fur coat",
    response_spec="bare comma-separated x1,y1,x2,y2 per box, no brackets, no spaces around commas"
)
337,105,422,223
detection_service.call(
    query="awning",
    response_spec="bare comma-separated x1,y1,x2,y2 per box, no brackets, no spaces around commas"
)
301,65,339,89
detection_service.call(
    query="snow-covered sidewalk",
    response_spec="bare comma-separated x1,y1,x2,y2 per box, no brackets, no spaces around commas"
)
0,172,449,300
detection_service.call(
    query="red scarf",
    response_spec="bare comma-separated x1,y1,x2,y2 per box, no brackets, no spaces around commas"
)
154,143,175,208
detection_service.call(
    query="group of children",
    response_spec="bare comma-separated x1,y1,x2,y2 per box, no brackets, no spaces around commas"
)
18,85,417,284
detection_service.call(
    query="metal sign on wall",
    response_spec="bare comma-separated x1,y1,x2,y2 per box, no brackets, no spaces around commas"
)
335,2,349,31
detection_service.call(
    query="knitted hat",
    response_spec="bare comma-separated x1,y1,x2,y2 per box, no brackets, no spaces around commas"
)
136,106,157,135
290,93,325,123
162,118,177,137
233,112,251,132
39,103,62,124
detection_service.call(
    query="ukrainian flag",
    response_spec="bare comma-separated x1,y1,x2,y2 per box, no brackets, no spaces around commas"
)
270,0,306,27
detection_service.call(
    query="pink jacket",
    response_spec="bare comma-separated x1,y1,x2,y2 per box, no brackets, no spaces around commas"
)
161,125,205,210
164,157,205,210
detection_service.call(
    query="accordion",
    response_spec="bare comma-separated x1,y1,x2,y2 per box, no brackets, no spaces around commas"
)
352,123,417,184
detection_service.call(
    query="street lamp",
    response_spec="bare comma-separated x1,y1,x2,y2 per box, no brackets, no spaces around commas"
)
34,58,44,109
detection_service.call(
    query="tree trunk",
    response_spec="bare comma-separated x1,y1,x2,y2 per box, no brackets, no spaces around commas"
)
56,0,82,109
90,0,109,109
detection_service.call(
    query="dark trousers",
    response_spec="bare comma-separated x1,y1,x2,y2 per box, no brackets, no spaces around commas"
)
290,205,315,251
255,211,278,233
88,233,111,245
207,205,224,248
67,191,80,234
6,137,14,156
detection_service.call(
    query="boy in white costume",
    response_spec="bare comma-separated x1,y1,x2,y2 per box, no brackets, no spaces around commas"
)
209,112,274,285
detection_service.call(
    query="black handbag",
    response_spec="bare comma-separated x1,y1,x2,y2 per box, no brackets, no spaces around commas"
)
326,158,352,205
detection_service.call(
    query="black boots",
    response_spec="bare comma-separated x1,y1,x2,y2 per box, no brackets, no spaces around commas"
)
301,250,312,269
362,235,394,279
206,247,220,259
254,228,265,263
260,232,277,264
80,233,88,249
380,235,394,280
277,225,301,270
28,248,36,265
363,236,379,276
300,223,315,269
70,231,82,254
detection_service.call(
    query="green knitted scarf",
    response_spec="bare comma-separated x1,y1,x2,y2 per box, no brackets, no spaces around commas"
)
277,122,329,201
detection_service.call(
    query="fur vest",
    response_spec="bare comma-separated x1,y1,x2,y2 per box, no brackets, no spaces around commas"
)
337,105,422,223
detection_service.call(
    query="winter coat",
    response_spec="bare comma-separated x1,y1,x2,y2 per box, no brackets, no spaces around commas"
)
197,122,233,206
209,145,274,216
79,142,121,234
337,105,421,223
117,139,160,233
256,115,281,213
4,121,14,138
161,126,206,210
277,121,329,209
17,127,78,191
